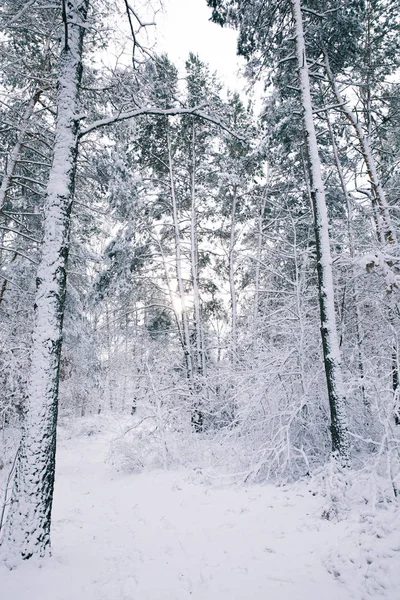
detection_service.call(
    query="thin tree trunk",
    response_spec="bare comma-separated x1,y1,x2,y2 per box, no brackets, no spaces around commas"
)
292,0,350,464
0,91,42,305
325,112,368,413
224,186,240,424
253,188,268,325
389,301,400,425
393,345,400,425
0,0,89,564
105,302,114,411
325,54,399,422
324,53,396,244
166,126,201,429
0,90,42,210
155,231,185,346
288,205,309,397
229,186,238,351
167,127,192,374
189,123,207,424
122,312,129,412
190,123,203,380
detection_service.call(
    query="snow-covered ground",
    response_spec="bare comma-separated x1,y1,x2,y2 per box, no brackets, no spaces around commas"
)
1,419,399,600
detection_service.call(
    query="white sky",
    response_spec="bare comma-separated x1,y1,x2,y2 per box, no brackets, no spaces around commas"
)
153,0,247,93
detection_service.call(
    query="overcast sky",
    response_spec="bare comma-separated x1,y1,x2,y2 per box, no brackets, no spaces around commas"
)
153,0,247,92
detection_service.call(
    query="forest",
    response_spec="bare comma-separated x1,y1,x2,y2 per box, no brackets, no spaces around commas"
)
0,0,400,597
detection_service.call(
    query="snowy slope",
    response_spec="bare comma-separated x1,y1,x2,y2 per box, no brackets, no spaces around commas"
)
1,420,399,600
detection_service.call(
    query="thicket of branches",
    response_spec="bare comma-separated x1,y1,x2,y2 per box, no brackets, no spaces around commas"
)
0,0,400,564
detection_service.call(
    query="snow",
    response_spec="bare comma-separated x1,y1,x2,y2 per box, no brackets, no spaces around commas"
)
0,0,92,564
1,419,399,599
291,0,350,463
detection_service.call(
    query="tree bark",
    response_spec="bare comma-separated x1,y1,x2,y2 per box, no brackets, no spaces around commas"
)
253,188,268,326
0,0,89,565
166,126,202,430
229,186,238,352
291,0,350,464
324,53,397,245
0,90,42,210
190,123,204,378
325,111,368,414
324,55,400,423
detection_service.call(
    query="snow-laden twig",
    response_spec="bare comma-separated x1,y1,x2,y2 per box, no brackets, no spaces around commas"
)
79,106,247,141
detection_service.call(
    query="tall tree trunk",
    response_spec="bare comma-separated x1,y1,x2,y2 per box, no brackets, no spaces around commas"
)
0,90,42,305
324,53,397,244
324,54,400,424
166,126,201,430
389,303,400,425
105,302,114,411
393,347,400,425
325,112,368,413
0,90,42,210
190,123,204,381
229,186,238,353
292,0,350,464
253,188,268,326
0,0,89,565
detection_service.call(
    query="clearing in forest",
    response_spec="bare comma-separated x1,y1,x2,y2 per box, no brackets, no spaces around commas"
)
1,419,399,600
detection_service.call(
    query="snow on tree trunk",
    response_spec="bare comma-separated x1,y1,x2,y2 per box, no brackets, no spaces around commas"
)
324,55,399,421
229,186,238,351
166,126,202,430
0,90,42,209
324,54,397,245
325,54,399,423
189,122,208,424
253,188,268,326
0,0,89,565
291,0,350,464
325,112,368,414
190,123,204,382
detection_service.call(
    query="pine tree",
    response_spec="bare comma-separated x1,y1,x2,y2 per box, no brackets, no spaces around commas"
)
207,0,350,462
0,0,90,564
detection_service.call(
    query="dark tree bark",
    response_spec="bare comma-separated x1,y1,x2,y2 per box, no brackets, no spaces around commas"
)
291,0,350,464
0,0,89,565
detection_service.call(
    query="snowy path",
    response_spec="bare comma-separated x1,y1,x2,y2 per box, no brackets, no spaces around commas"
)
1,428,399,600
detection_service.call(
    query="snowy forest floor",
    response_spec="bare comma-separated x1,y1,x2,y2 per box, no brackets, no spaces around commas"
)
1,416,400,600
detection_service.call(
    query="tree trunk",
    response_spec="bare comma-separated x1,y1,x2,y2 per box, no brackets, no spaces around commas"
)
229,186,238,352
291,0,350,464
325,54,400,423
253,188,268,326
325,111,368,414
324,53,397,245
189,123,206,427
0,90,42,210
324,54,400,423
190,123,204,379
166,126,201,430
0,0,89,565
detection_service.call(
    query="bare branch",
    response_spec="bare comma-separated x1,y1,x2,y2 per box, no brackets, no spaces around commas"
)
312,102,347,115
0,226,41,244
0,246,38,265
79,105,247,142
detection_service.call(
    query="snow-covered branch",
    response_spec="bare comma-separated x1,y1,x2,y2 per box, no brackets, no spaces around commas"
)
79,106,247,141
